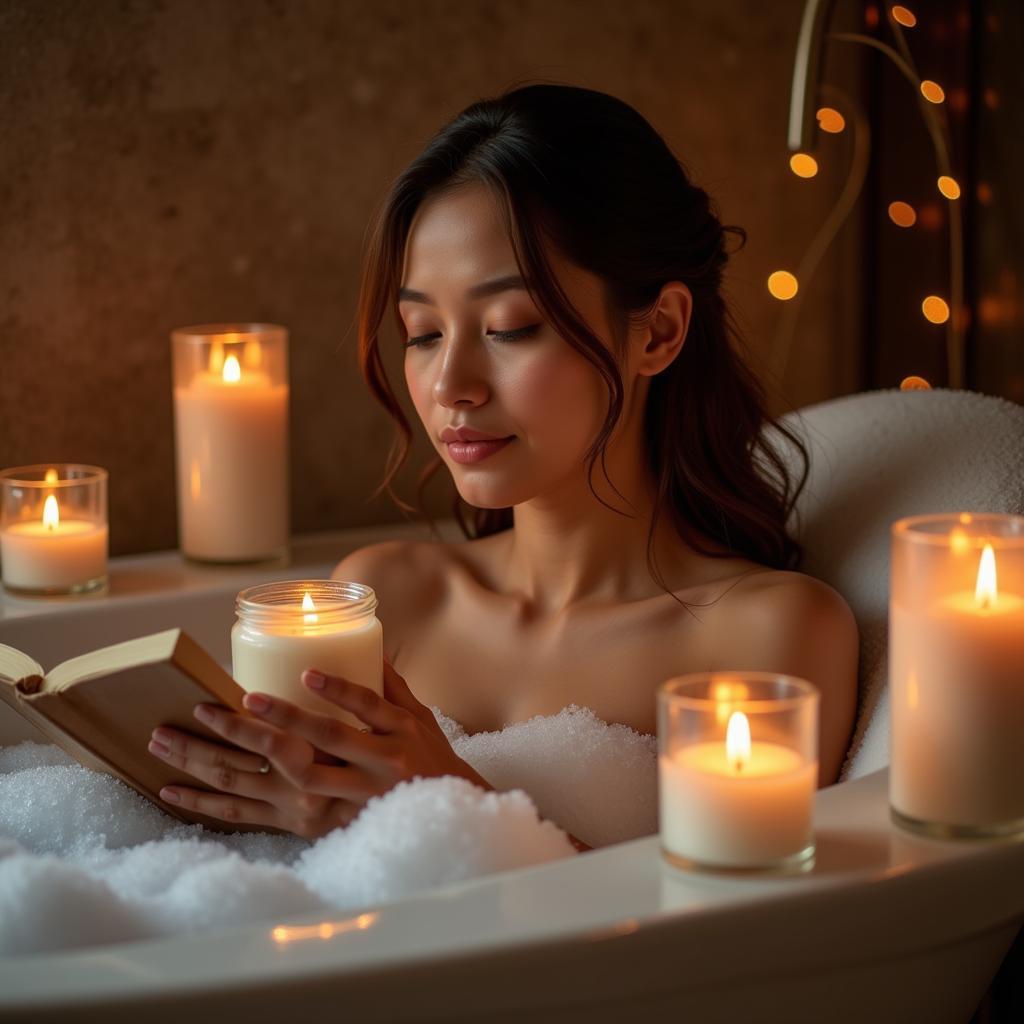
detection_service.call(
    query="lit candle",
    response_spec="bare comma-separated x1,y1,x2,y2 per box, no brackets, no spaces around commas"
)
0,464,108,595
231,580,384,729
171,324,289,562
658,673,818,871
890,514,1024,836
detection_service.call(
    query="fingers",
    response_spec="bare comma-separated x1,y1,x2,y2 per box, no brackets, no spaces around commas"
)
300,669,411,734
149,724,278,802
156,785,280,831
381,658,438,729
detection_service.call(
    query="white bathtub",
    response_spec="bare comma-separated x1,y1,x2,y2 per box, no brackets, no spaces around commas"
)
1,524,1022,1023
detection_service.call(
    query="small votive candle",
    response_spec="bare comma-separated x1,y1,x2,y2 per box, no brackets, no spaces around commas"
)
171,323,289,563
0,464,108,595
231,580,384,730
890,513,1024,839
658,673,819,872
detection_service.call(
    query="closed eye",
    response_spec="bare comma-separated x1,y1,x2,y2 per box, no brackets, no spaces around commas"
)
404,323,542,349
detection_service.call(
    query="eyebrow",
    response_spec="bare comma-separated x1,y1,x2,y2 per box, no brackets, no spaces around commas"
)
397,274,529,305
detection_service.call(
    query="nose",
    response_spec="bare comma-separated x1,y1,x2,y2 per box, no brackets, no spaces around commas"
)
431,333,490,408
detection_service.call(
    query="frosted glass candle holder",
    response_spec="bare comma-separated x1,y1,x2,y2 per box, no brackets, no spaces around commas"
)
0,464,108,595
890,513,1024,839
172,323,290,563
231,580,384,730
658,673,819,872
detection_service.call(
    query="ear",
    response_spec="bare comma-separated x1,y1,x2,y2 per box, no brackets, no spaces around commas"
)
636,282,692,377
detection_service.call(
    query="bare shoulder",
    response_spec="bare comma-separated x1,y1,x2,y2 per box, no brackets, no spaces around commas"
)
331,539,449,656
715,567,859,784
726,568,857,640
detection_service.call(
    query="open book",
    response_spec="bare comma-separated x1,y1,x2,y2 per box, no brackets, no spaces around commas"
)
0,629,288,835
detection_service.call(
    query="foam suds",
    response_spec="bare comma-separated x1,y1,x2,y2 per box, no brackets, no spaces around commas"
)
0,704,657,956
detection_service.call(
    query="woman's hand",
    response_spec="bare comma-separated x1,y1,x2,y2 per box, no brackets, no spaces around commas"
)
147,659,491,839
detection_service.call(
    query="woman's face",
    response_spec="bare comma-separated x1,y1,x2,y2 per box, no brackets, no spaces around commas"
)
398,183,629,511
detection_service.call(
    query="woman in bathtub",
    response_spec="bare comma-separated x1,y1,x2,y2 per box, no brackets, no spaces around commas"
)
147,83,858,850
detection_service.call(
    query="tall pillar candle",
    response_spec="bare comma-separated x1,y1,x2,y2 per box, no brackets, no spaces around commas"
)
231,580,384,731
890,513,1024,838
171,324,289,562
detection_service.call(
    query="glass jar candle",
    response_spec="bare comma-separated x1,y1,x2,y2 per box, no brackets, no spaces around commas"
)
890,513,1024,838
0,464,108,595
658,673,819,872
232,580,384,729
171,323,289,563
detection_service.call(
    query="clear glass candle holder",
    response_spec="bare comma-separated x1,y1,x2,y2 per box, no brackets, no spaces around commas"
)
171,323,290,563
231,580,383,729
0,464,108,595
658,673,819,872
890,513,1024,839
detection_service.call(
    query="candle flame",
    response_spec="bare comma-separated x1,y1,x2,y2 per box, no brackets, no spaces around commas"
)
302,590,318,625
222,353,242,384
975,544,997,610
725,711,751,774
42,494,60,531
44,468,58,484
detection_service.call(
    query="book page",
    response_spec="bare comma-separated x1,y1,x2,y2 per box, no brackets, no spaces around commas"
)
0,644,43,686
44,629,182,693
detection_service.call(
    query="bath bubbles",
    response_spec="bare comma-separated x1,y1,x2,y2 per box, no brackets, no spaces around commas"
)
0,704,656,956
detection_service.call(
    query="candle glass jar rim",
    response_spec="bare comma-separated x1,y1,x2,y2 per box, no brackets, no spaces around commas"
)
0,464,108,489
658,671,819,712
172,323,288,343
892,512,1024,548
236,579,377,627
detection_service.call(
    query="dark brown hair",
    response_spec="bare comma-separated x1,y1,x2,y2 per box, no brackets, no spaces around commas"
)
357,83,808,601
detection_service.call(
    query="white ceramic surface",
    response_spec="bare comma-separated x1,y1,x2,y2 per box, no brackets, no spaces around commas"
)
1,524,1022,1023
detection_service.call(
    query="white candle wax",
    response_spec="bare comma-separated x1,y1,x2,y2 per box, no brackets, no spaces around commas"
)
0,519,108,590
890,578,1024,827
173,364,288,561
232,610,384,730
659,740,817,868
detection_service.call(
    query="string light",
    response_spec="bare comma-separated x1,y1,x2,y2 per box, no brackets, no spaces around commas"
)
922,296,950,324
768,271,799,301
888,201,917,227
891,6,917,28
920,80,946,104
789,153,819,178
937,175,961,200
816,107,845,133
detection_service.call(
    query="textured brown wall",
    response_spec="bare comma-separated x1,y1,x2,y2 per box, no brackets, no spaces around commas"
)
0,0,865,555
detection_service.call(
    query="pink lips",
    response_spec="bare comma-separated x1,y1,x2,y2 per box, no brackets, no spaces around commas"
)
445,437,515,464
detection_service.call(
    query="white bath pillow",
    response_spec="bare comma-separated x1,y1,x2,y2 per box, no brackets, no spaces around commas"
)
779,388,1024,780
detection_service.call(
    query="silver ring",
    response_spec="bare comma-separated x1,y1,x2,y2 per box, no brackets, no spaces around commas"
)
258,758,271,774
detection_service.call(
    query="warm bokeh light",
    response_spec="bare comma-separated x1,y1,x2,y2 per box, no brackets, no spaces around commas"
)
920,80,946,104
977,182,993,205
918,204,943,230
937,175,961,200
44,467,59,484
922,296,951,324
891,5,917,28
789,153,819,178
900,375,932,391
888,201,917,227
949,528,971,556
865,4,880,28
816,107,845,133
768,271,799,301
